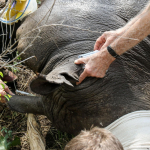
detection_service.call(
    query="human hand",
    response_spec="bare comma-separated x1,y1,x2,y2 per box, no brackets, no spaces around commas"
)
74,48,115,84
0,80,14,103
74,28,125,84
94,28,124,50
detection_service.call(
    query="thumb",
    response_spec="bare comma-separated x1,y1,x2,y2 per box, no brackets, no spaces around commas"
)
94,35,106,50
74,58,86,64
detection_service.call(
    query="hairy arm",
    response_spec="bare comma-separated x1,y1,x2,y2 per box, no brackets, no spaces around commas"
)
123,1,150,31
94,1,150,51
75,1,150,84
112,2,150,55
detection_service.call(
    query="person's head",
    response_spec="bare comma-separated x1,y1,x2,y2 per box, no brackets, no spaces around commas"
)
64,127,124,150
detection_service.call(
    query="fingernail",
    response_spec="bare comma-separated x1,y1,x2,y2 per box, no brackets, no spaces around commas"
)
9,92,15,95
74,60,77,63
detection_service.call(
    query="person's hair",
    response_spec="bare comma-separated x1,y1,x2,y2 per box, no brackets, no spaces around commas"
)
64,127,124,150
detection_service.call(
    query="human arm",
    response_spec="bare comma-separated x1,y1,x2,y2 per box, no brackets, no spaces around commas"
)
94,1,150,51
0,80,14,103
111,5,150,55
75,2,150,84
0,70,16,103
94,1,150,50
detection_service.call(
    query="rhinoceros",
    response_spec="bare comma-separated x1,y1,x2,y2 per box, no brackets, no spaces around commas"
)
7,0,150,135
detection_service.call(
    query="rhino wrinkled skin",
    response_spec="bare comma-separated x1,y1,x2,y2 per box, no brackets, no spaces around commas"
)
7,0,150,135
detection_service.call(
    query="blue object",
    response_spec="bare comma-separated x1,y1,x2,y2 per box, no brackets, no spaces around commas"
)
78,50,99,58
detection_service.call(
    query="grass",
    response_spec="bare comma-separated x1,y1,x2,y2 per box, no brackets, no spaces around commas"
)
0,106,27,150
46,127,73,149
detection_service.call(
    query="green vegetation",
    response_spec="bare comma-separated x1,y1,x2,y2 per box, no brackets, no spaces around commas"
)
36,0,42,5
0,127,20,150
0,72,12,101
46,127,73,149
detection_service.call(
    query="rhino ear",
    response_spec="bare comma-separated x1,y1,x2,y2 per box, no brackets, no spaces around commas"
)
30,71,79,95
30,61,82,95
45,72,79,87
44,62,82,87
30,76,60,95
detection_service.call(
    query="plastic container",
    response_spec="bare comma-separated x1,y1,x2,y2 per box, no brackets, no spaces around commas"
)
0,0,37,24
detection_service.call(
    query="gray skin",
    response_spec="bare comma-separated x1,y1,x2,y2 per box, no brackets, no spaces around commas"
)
7,0,150,135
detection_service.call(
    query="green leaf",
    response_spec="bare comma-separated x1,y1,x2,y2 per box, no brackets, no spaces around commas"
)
0,84,5,90
36,0,41,4
0,136,7,150
4,137,8,150
17,57,21,60
0,136,4,142
16,51,21,60
5,142,11,150
4,95,9,101
0,129,20,150
9,136,20,147
7,95,12,98
8,131,12,137
3,81,7,84
11,67,18,74
0,72,3,78
0,134,10,150
1,128,6,133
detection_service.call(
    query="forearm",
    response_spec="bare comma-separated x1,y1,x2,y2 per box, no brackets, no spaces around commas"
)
111,7,150,55
118,1,150,33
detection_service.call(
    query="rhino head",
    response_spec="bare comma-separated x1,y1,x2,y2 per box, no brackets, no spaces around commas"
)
7,0,150,135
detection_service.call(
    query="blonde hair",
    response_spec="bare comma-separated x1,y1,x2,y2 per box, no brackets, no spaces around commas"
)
65,127,123,150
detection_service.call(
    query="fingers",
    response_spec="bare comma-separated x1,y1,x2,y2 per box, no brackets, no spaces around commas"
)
0,78,15,103
0,89,7,103
0,89,6,97
74,58,86,64
75,58,89,85
0,97,6,103
0,86,14,103
0,89,14,103
76,70,88,85
94,35,106,50
0,82,7,96
5,86,14,95
0,80,14,95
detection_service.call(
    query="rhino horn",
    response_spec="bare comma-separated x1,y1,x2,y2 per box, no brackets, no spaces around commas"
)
7,95,45,115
